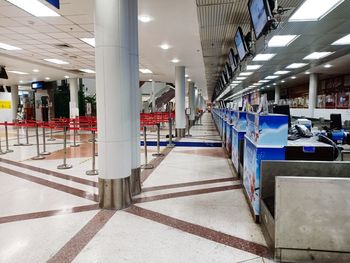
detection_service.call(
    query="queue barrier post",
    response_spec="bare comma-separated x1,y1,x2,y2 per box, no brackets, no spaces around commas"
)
4,121,14,153
167,113,175,148
140,125,154,169
31,123,45,160
13,120,24,146
57,126,73,169
48,122,56,141
152,122,164,157
70,119,80,147
22,122,33,146
0,134,5,155
185,114,192,137
86,130,98,176
40,123,51,155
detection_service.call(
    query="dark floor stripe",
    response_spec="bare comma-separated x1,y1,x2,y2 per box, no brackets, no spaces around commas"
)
142,177,238,193
0,204,99,225
126,205,271,258
133,184,242,204
47,210,115,263
0,166,98,202
0,158,98,188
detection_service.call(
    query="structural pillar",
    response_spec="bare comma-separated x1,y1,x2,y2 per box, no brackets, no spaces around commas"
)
129,0,141,196
175,66,186,138
308,73,318,118
95,0,133,209
69,78,79,118
188,82,195,125
151,80,156,112
11,85,19,122
274,85,280,104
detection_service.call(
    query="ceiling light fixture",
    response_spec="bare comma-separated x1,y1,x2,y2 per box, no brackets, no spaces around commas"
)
303,52,333,60
246,65,262,71
258,80,270,83
45,77,50,80
286,63,308,69
324,64,332,68
231,81,242,84
252,53,276,61
0,42,21,51
332,34,350,45
185,74,189,78
64,75,69,79
289,0,344,22
139,69,153,74
236,77,247,80
265,75,279,80
7,71,28,75
138,15,153,23
32,69,39,73
187,79,192,82
44,58,69,65
305,71,311,74
171,58,180,63
6,0,60,17
281,80,286,83
268,35,299,47
160,44,171,50
80,69,96,74
253,83,263,86
80,38,95,47
239,72,254,76
291,76,297,79
274,70,290,75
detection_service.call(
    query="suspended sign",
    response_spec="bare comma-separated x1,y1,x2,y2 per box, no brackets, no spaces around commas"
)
46,0,60,9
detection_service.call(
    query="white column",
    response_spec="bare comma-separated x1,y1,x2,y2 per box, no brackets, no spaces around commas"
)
129,0,141,195
188,82,195,121
69,78,79,118
175,66,186,137
151,80,156,112
95,0,133,209
11,85,19,122
274,86,280,104
308,73,318,118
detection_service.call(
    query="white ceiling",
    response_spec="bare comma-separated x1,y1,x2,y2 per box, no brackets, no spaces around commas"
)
0,0,207,98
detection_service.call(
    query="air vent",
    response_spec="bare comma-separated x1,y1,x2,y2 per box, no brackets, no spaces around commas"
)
55,43,73,48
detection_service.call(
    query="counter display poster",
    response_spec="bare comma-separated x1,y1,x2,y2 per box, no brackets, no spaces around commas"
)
232,128,244,171
226,122,232,153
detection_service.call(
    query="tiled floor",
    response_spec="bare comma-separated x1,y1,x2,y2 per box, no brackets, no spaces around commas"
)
0,113,275,263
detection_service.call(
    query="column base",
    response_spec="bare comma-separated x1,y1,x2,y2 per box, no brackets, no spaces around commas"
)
130,167,141,196
176,128,186,138
99,177,132,210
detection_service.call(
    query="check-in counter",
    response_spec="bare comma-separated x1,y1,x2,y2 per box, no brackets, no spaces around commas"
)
260,160,350,263
231,111,246,177
225,110,234,155
243,113,288,221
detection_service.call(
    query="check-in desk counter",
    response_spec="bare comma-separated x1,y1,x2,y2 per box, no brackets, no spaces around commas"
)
225,110,234,155
222,109,228,143
260,160,350,263
231,111,246,177
243,113,288,221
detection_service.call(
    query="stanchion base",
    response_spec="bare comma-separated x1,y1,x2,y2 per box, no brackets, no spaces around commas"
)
40,151,51,155
57,164,73,169
70,144,80,148
86,169,99,176
48,138,56,141
141,163,154,169
13,144,24,146
167,143,175,148
32,155,45,160
152,153,164,157
22,144,33,147
5,149,14,153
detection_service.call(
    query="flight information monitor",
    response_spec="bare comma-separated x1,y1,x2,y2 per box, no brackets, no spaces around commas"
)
248,0,272,40
234,26,248,61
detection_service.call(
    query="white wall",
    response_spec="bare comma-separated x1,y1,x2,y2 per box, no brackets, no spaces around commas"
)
0,92,12,123
291,108,350,122
82,78,96,96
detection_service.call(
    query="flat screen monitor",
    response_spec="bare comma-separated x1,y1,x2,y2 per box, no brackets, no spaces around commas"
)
234,26,248,62
330,114,342,130
272,105,291,128
222,73,227,85
225,63,232,80
248,0,272,40
228,48,237,72
0,67,8,79
31,81,44,90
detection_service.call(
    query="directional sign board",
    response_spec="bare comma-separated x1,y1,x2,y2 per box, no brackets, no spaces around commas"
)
46,0,60,9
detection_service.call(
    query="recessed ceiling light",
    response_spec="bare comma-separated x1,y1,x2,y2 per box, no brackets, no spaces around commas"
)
289,0,344,22
246,65,262,71
267,85,270,88
6,0,60,17
286,63,308,69
268,35,299,47
32,69,39,73
236,77,247,80
148,79,153,81
0,42,21,51
139,69,153,74
45,77,50,80
324,64,332,68
8,71,28,75
274,70,290,75
80,69,96,74
19,80,23,84
187,79,192,82
273,83,277,86
80,38,95,47
239,72,254,76
281,80,285,83
332,34,350,45
291,76,297,79
185,74,189,78
138,15,153,23
64,75,70,79
303,52,333,60
44,58,69,65
252,53,276,61
160,44,171,50
265,75,279,80
258,80,270,83
253,83,263,86
305,71,311,74
171,58,180,63
231,81,242,84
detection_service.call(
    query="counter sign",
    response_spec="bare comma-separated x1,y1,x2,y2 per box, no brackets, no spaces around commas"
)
46,0,60,9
